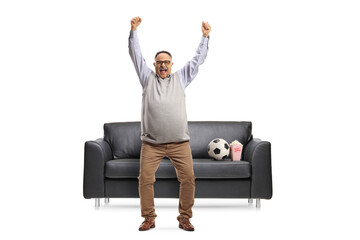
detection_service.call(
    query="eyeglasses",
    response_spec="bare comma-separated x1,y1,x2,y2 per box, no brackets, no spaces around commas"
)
155,60,172,66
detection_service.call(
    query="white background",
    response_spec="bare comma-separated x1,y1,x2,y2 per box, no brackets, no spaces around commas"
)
1,0,359,239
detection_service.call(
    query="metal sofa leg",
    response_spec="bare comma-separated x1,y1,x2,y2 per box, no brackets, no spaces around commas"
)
105,198,109,204
248,198,253,204
256,199,261,208
95,198,100,208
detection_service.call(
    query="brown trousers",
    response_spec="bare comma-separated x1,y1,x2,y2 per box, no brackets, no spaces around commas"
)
138,140,195,220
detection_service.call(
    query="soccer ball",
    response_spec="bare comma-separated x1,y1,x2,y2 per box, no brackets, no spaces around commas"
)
207,138,230,160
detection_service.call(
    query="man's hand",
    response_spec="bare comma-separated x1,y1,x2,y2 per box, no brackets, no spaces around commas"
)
202,21,211,37
131,16,142,31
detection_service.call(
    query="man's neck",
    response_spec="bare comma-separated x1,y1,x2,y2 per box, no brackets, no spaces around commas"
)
156,73,171,80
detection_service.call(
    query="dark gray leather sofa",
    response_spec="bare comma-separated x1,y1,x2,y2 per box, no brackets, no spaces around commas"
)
83,121,273,208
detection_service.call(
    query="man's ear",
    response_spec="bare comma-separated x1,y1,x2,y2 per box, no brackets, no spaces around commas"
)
171,62,174,67
153,62,156,67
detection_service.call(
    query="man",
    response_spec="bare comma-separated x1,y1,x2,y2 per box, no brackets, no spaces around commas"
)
128,16,211,231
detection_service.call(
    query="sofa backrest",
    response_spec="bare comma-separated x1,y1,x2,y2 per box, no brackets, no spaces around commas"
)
104,121,252,159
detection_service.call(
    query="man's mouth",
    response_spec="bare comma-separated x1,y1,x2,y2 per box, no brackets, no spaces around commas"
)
160,67,167,75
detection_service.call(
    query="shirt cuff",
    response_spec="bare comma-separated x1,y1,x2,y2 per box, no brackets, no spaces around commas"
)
130,30,137,38
201,35,209,45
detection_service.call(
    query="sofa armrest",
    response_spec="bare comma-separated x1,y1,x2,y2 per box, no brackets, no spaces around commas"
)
83,138,112,199
244,138,273,199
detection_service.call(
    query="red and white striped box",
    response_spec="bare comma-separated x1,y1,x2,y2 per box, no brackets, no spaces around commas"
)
230,142,243,161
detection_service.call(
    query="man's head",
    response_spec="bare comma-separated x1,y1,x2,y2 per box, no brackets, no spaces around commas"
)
154,50,173,79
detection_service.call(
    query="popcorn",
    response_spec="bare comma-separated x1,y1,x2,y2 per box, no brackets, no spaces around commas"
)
231,140,241,146
230,140,243,161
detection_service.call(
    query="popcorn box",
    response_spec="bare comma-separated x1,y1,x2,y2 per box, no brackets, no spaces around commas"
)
230,143,243,161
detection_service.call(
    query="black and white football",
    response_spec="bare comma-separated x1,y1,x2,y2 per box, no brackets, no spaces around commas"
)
207,138,230,160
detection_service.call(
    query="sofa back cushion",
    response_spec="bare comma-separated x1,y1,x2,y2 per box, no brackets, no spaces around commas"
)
104,121,252,159
188,121,252,158
104,122,142,159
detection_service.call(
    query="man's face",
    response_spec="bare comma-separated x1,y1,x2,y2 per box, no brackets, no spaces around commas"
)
154,53,173,79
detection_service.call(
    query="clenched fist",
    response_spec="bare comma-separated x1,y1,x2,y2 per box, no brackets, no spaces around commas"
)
131,16,142,31
202,21,211,37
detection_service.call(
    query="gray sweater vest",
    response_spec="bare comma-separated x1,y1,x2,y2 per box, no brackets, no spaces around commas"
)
141,71,189,144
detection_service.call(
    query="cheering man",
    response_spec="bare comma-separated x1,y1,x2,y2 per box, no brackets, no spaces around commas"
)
129,16,211,231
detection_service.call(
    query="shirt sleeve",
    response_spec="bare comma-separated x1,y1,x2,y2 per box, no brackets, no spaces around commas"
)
178,36,209,89
128,30,152,89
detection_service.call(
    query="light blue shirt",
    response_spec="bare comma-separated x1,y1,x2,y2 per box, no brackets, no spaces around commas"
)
128,30,209,89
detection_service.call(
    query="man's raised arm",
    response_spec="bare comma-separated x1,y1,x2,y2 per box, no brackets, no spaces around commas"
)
128,16,151,88
178,21,211,89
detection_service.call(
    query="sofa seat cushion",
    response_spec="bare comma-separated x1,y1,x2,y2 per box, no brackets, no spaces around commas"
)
105,158,251,179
